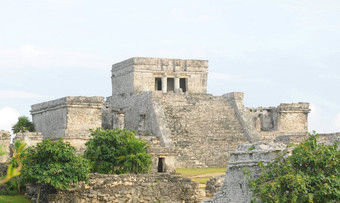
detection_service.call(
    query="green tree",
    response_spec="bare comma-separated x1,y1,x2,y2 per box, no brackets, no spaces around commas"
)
249,133,340,203
0,140,26,185
84,128,152,174
12,116,35,134
21,138,90,202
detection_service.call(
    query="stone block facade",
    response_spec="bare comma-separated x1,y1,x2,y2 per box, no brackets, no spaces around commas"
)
111,57,208,95
31,96,104,139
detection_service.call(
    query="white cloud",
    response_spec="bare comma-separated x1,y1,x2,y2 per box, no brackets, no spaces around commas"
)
209,72,242,81
0,45,108,70
333,112,340,131
0,90,50,99
0,107,20,133
308,103,320,131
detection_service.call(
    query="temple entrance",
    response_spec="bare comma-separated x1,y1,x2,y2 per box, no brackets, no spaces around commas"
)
167,78,174,92
180,78,187,92
158,157,165,172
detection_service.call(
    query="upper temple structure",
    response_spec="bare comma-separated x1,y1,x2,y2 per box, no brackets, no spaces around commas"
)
28,57,311,172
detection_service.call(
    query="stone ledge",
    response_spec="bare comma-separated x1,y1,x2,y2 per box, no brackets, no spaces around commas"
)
31,96,105,113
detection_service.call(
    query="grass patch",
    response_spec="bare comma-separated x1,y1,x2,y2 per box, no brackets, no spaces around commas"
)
176,168,226,185
176,168,226,177
0,195,31,203
192,177,211,184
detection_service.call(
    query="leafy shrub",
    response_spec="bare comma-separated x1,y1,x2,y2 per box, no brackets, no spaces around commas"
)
21,138,90,190
84,128,152,174
249,133,340,203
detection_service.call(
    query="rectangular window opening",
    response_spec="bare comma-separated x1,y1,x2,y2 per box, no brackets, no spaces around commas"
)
158,157,165,172
167,78,174,92
155,78,162,91
180,78,187,92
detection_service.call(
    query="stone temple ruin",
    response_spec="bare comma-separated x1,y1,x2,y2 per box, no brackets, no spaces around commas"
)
27,57,312,173
1,57,340,202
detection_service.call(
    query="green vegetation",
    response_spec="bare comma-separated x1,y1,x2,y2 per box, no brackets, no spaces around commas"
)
84,128,152,174
249,133,340,203
0,195,31,203
12,116,35,134
0,141,26,186
21,138,90,190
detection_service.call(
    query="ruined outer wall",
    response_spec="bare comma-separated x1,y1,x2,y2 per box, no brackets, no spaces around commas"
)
111,57,208,95
275,132,340,145
26,173,200,203
156,92,255,168
31,97,104,139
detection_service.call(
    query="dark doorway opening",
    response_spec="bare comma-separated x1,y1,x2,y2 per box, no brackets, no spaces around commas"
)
180,78,187,92
158,157,165,172
155,78,162,91
167,78,174,92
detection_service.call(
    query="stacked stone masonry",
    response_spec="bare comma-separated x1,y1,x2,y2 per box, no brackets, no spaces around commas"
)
0,131,11,163
26,173,200,203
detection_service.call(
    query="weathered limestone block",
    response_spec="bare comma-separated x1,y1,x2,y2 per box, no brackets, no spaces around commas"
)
205,142,286,203
277,103,310,132
205,175,225,197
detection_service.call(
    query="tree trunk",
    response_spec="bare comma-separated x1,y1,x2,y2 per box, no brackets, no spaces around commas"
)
36,185,41,203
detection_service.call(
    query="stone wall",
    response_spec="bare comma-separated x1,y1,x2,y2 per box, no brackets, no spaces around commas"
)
111,57,208,95
248,102,310,141
205,142,286,203
275,132,340,145
26,173,200,203
101,106,125,130
13,132,43,148
0,131,11,163
31,96,104,139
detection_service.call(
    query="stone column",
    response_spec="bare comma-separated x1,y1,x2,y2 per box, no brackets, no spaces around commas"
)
174,75,180,93
162,74,167,93
117,113,125,129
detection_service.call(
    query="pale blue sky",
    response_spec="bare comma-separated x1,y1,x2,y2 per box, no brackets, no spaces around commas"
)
1,0,340,133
